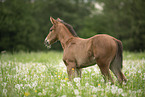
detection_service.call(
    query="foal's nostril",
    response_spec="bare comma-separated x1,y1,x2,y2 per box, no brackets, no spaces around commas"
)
44,39,51,48
44,39,50,46
47,41,49,44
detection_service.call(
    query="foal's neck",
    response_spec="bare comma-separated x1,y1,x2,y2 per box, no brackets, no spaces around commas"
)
58,26,74,49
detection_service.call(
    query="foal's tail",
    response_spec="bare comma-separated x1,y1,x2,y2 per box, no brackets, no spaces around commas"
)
110,39,127,83
115,39,123,69
110,39,123,70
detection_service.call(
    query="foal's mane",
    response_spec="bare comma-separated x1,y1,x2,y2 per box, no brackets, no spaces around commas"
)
57,20,78,37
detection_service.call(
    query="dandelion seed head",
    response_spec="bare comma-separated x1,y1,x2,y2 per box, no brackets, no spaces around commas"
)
61,95,67,97
118,88,123,94
76,96,81,97
74,78,81,83
74,89,79,95
85,82,89,87
3,89,7,93
38,92,42,96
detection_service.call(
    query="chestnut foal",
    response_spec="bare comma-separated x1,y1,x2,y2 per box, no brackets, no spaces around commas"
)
44,17,127,84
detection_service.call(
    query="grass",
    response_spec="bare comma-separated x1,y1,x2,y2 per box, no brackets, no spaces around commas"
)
0,51,145,97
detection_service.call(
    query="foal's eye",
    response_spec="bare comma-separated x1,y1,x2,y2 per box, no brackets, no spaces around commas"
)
49,29,53,32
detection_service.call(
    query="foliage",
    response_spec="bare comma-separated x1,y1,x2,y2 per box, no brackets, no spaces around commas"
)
82,0,145,51
0,0,145,51
0,0,93,51
0,51,145,96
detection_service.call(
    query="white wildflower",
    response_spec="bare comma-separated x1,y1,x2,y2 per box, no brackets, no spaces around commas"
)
67,82,73,87
43,89,47,95
118,88,123,94
137,89,141,93
92,87,98,93
74,89,79,95
3,89,7,93
111,85,118,94
122,93,127,96
45,82,49,86
61,95,67,97
32,81,38,88
138,70,141,73
74,78,81,83
87,69,91,72
76,96,81,97
91,73,95,76
15,84,21,90
38,92,42,96
92,95,97,97
3,89,7,96
76,83,81,87
2,82,7,88
85,82,89,87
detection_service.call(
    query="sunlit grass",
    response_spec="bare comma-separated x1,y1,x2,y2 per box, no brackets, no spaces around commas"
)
0,51,145,97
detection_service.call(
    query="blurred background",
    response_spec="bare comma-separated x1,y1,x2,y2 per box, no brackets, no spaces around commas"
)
0,0,145,52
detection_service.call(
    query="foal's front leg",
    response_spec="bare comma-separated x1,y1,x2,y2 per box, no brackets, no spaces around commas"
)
64,61,77,81
67,66,78,81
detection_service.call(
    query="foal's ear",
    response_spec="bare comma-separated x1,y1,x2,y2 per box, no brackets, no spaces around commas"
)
57,18,64,22
57,18,62,21
50,17,57,24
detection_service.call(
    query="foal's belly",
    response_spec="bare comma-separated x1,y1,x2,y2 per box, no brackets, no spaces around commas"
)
76,55,96,68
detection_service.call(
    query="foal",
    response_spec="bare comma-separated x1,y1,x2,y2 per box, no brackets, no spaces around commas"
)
45,17,127,84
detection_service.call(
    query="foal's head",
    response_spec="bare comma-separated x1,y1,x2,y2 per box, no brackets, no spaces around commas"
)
44,17,77,48
44,17,61,48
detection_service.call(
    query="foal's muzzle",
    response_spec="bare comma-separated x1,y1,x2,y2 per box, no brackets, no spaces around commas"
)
44,39,51,48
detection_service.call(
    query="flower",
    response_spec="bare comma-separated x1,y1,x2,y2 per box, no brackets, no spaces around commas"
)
118,88,123,94
98,84,100,87
2,89,7,96
111,85,118,94
74,89,79,95
32,81,38,88
72,68,74,70
74,78,81,83
38,92,42,96
85,82,89,87
15,84,21,90
64,78,68,81
61,95,67,97
42,89,46,95
35,90,37,92
24,92,30,96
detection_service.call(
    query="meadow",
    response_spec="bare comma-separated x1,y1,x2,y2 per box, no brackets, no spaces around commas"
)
0,51,145,97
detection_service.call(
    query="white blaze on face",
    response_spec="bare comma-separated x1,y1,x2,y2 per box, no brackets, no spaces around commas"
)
45,37,48,42
44,38,51,48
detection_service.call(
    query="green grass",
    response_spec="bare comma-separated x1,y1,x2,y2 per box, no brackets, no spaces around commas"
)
0,51,145,97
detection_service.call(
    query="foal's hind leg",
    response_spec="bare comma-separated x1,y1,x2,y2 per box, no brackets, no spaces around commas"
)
110,62,127,83
98,64,114,84
110,67,127,84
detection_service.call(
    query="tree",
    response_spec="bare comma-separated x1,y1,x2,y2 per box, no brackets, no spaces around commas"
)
80,0,145,51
